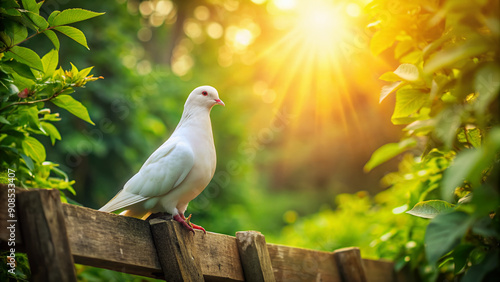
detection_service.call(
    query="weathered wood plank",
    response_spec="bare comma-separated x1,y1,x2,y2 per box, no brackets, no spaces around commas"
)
17,189,77,282
236,231,276,282
62,203,245,281
363,259,397,282
0,185,25,249
63,203,164,278
267,243,342,282
333,247,367,282
150,218,204,281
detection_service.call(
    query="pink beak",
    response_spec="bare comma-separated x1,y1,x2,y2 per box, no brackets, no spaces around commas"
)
214,99,225,106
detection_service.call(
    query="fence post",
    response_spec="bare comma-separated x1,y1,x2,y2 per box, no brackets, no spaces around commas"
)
236,231,276,282
17,189,77,282
149,218,204,282
333,247,367,282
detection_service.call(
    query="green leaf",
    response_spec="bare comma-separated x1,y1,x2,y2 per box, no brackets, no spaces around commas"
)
424,40,490,74
24,11,49,30
391,88,428,124
0,116,11,124
54,26,89,49
5,46,43,71
47,10,61,26
406,200,455,219
4,20,27,45
20,152,34,171
41,49,58,80
51,8,104,26
474,63,500,115
0,0,20,9
379,81,402,103
461,250,499,282
393,64,420,82
40,121,61,145
364,138,417,172
2,59,35,79
425,211,474,264
43,30,60,50
22,136,46,163
452,244,475,274
51,95,95,125
21,0,38,13
441,149,482,201
1,8,21,16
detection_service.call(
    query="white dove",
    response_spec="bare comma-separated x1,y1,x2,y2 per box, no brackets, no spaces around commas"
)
99,86,224,233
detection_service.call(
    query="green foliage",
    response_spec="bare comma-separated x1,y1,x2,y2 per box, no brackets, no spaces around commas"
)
364,0,500,280
0,1,102,279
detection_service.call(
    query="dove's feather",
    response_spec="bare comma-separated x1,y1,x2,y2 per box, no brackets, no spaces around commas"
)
127,141,194,197
98,190,148,212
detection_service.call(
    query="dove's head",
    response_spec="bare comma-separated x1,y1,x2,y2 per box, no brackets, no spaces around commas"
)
186,86,225,110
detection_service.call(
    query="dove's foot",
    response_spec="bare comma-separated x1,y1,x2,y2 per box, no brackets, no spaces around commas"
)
173,214,207,234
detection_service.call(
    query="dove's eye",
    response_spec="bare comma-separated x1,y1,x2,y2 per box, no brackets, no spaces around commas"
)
202,91,208,96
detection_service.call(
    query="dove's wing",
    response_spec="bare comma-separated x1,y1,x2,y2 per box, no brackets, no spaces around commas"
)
99,140,195,212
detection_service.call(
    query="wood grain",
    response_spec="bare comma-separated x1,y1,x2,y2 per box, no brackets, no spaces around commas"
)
333,247,367,282
150,218,204,281
267,243,342,282
17,189,77,282
236,231,276,282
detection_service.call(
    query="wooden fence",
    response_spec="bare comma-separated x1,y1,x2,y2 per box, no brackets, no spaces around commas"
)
0,186,409,281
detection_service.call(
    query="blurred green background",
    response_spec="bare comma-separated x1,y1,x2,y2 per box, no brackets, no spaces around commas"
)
35,0,399,240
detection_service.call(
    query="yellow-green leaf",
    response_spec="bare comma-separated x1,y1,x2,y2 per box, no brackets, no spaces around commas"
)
22,136,46,163
54,26,89,49
51,8,104,26
51,95,95,125
364,138,417,172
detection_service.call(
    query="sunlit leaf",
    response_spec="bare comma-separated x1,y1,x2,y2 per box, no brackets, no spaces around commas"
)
24,10,49,30
406,200,455,219
425,211,473,264
54,26,89,49
391,88,428,123
41,49,59,80
40,121,61,145
4,46,43,71
22,136,46,163
51,94,95,125
51,8,104,26
379,72,401,82
47,10,61,26
364,138,417,172
379,81,402,103
393,64,420,82
42,30,60,50
21,0,38,13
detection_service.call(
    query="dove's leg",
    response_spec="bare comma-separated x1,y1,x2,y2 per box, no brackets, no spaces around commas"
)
181,214,206,234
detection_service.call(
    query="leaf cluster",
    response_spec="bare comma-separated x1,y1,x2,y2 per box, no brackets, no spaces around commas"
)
364,0,500,280
0,3,103,196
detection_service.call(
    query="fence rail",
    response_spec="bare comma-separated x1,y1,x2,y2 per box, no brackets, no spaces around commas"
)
0,186,407,281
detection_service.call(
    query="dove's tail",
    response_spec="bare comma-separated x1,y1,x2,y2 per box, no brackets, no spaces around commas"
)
98,190,148,213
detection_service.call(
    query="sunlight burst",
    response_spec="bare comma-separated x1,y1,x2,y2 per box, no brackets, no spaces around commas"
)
259,0,360,136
